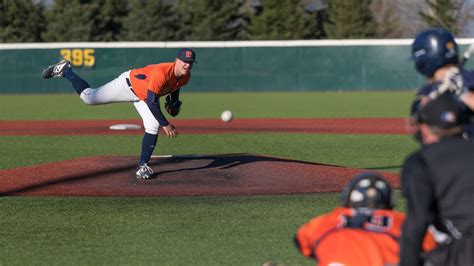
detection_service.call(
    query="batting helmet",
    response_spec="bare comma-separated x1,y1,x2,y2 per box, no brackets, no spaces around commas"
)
341,173,394,210
411,28,459,77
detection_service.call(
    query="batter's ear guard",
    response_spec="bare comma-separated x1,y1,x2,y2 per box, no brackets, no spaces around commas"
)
341,173,394,210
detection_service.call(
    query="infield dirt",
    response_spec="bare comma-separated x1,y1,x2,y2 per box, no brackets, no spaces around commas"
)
0,118,404,197
0,154,399,197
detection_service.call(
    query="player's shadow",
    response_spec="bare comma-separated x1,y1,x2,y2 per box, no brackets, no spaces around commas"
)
149,153,340,178
0,162,138,196
0,154,345,194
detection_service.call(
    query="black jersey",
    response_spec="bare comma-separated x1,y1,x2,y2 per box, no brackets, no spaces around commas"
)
400,136,474,265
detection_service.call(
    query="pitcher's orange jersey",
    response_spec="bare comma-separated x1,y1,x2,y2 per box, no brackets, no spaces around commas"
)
129,62,190,101
295,207,437,266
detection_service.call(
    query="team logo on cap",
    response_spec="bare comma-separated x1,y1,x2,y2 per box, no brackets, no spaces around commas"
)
445,41,457,58
185,51,193,58
446,41,454,49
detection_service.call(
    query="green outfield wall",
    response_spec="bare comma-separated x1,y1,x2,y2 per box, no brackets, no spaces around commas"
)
1,40,473,93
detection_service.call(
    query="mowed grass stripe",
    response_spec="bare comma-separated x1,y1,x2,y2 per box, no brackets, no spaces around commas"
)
0,91,416,120
0,134,417,170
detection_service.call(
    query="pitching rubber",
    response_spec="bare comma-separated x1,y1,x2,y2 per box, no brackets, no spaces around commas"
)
109,124,142,130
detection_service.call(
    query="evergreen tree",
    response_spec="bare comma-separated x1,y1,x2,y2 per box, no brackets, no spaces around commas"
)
122,0,177,41
229,0,254,40
172,0,245,41
0,0,45,42
43,0,128,42
302,9,327,39
419,0,462,34
324,0,377,39
42,0,97,42
249,0,307,40
91,0,129,41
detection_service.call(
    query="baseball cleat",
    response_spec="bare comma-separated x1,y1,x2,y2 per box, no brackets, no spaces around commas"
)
136,163,154,179
41,60,70,79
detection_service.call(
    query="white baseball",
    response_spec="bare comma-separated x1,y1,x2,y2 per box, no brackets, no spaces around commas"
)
220,110,233,122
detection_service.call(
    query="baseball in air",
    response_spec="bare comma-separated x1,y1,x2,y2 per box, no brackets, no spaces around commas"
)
221,110,233,122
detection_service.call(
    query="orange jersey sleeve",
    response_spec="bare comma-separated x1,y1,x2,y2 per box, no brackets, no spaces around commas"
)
129,62,191,101
295,208,437,265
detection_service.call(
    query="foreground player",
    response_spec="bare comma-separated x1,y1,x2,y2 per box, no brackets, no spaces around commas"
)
294,173,437,266
41,48,197,179
401,94,474,266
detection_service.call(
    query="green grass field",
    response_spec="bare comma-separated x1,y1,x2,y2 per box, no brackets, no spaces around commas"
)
0,92,416,265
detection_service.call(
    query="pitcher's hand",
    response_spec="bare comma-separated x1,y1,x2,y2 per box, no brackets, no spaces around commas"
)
162,124,178,138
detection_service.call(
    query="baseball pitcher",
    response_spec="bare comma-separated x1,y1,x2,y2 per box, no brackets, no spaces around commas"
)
41,48,197,179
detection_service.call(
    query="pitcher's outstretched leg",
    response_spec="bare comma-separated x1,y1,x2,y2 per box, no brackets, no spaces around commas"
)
41,60,90,94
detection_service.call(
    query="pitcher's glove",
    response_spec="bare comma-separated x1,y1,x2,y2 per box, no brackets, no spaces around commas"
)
164,95,182,117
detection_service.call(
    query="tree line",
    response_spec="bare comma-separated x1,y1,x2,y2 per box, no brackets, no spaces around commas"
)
0,0,471,43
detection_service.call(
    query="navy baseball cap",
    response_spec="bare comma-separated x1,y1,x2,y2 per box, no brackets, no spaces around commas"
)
418,93,466,128
177,48,197,63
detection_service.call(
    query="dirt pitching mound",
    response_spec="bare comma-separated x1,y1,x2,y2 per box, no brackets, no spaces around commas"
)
0,154,399,197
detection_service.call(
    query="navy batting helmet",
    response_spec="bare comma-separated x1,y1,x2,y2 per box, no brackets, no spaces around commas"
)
341,173,394,209
411,28,459,77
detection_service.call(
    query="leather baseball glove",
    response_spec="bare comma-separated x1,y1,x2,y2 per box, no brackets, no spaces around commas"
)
164,95,182,117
